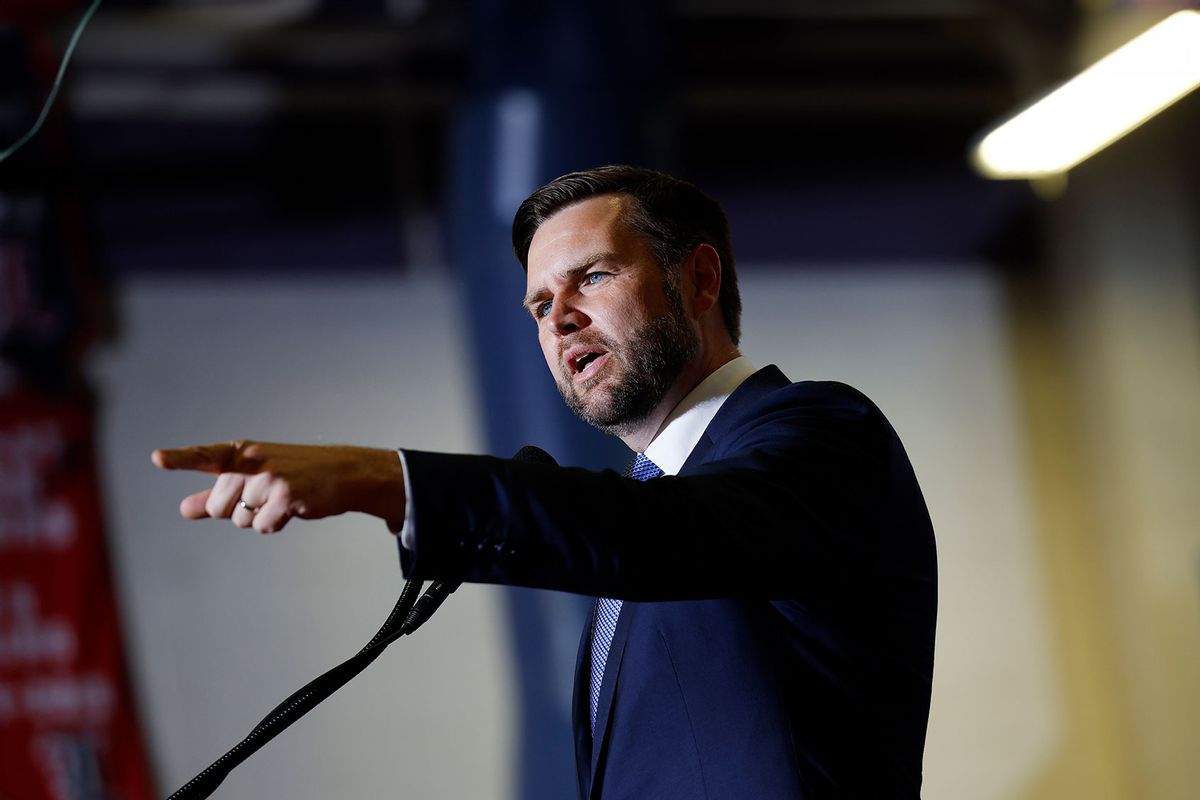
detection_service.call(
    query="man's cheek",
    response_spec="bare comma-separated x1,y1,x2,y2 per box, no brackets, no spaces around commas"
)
538,340,558,376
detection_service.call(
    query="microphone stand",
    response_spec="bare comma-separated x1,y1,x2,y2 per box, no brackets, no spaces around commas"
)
167,577,458,799
166,445,555,799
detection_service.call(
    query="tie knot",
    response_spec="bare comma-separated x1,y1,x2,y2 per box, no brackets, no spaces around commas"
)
629,453,663,482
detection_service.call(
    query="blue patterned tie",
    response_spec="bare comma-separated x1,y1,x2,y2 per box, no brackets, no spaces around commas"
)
589,453,663,732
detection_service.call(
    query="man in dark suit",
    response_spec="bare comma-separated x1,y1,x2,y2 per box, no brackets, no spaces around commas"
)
155,166,937,798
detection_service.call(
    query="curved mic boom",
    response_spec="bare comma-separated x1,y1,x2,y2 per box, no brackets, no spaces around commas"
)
167,445,557,800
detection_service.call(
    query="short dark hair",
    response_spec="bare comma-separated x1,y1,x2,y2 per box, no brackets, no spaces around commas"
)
512,165,742,345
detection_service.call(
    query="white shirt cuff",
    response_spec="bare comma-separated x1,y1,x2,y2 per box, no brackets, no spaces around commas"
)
395,449,416,551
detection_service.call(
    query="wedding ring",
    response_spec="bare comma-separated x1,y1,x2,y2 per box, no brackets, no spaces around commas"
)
237,500,257,513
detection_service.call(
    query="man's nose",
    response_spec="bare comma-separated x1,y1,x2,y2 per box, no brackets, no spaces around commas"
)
547,297,589,335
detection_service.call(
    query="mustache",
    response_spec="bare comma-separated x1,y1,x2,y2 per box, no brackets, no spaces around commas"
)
557,331,618,364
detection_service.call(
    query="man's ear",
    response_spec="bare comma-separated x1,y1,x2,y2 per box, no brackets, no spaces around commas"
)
683,243,722,319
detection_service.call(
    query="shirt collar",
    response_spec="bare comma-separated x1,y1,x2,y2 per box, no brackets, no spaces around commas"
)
643,356,757,475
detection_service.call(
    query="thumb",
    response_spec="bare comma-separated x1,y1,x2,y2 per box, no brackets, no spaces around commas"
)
179,489,212,520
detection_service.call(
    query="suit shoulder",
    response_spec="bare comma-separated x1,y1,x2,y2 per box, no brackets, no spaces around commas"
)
777,378,877,407
704,370,893,453
738,371,882,421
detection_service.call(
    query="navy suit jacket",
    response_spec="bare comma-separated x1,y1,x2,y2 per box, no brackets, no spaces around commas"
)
400,366,937,798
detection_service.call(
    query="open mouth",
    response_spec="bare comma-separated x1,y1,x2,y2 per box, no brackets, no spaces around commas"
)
576,352,602,370
566,346,611,383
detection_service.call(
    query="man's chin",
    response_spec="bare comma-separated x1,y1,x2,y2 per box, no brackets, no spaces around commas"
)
559,370,613,410
565,387,612,424
578,408,641,438
561,387,650,437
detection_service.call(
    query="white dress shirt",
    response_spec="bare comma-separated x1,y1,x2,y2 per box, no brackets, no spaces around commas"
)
643,356,756,475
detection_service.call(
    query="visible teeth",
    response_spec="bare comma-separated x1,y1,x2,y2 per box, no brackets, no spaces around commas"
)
577,352,599,370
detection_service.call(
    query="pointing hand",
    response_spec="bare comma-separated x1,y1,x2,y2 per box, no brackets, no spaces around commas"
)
152,441,406,534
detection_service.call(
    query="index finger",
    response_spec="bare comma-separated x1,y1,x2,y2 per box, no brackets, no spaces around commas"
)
152,443,239,473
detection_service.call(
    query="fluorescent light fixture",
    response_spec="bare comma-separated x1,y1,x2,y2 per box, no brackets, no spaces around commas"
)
972,10,1200,179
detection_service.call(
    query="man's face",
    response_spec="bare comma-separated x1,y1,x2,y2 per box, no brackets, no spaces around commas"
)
524,195,698,436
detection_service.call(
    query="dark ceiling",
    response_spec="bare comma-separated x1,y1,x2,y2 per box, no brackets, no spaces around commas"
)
5,0,1086,271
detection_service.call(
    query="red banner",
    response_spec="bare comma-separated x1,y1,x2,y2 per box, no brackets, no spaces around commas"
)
0,387,156,800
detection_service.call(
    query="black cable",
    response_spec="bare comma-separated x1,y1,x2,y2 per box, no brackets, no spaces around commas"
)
0,0,103,164
166,578,426,800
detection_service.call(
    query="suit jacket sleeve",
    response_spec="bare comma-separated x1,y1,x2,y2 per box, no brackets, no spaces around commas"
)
399,373,933,602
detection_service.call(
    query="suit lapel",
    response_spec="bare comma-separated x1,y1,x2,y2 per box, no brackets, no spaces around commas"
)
588,601,636,797
680,365,789,475
572,609,593,799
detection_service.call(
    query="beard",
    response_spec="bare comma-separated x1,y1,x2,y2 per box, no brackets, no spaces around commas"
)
555,284,699,436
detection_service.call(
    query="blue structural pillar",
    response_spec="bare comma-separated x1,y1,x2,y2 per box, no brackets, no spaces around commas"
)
449,1,667,797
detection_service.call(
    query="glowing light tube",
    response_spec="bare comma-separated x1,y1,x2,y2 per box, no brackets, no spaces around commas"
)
972,10,1200,179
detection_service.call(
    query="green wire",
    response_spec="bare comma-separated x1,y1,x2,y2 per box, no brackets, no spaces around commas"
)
0,0,104,165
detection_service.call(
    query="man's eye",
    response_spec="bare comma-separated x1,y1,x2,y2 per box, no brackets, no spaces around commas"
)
536,300,553,318
585,272,608,285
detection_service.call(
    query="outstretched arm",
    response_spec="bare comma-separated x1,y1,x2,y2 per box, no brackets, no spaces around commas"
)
151,441,407,534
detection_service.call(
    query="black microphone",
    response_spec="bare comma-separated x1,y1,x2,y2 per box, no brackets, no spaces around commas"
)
512,444,558,467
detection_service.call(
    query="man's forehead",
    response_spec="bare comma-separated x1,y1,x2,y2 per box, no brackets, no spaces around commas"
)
528,195,629,262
